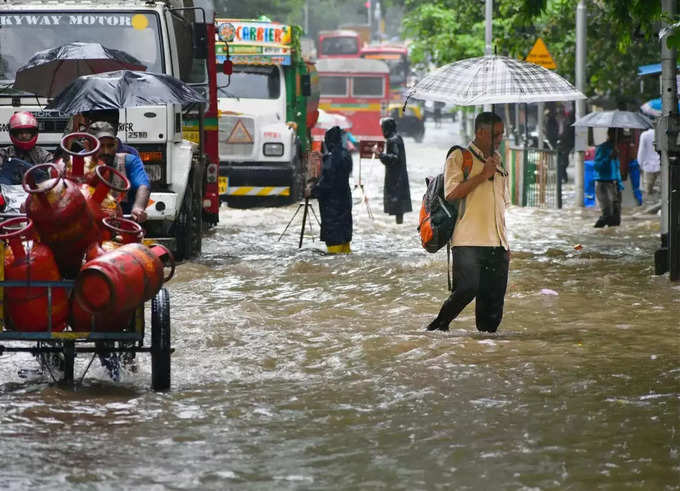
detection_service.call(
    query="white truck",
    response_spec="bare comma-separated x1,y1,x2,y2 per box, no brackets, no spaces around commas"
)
0,0,220,260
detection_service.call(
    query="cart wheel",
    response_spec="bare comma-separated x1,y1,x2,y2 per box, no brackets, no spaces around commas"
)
151,287,171,391
62,340,75,385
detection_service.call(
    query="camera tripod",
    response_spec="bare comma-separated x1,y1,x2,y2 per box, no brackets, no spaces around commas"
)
277,197,320,248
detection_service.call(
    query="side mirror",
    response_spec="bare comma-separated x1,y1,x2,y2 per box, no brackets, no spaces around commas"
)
192,23,208,60
301,74,311,97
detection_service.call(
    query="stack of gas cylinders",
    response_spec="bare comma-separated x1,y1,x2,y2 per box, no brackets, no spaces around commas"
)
0,133,174,333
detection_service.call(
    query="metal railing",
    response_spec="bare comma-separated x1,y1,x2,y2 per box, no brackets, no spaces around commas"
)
504,143,561,209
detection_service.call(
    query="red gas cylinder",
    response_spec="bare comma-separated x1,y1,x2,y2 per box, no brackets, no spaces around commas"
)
75,243,175,314
69,295,134,333
0,217,68,332
85,217,143,262
82,165,130,240
23,163,99,278
55,133,101,183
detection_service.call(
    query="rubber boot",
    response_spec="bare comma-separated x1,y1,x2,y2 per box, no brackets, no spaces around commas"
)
593,217,607,228
395,214,403,224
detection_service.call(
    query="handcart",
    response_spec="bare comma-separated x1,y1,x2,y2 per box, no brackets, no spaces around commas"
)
0,216,175,392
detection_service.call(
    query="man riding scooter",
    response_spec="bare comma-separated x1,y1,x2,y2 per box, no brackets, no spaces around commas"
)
0,111,53,166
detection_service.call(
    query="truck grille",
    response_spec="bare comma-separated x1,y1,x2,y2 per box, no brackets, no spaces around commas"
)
219,116,255,158
36,114,70,133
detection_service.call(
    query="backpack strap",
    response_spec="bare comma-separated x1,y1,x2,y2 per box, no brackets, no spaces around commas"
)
446,145,473,178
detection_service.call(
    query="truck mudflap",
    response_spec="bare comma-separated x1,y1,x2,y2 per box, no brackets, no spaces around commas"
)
219,163,294,199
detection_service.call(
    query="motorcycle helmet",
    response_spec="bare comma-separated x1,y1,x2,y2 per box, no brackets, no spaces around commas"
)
9,111,38,151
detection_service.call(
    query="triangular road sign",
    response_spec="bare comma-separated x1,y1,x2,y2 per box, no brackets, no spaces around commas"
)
526,38,556,70
226,119,253,144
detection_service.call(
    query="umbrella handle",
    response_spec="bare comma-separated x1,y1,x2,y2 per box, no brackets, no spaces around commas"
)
60,132,100,158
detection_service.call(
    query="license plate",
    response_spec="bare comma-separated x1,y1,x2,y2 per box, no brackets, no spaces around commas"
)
218,176,228,194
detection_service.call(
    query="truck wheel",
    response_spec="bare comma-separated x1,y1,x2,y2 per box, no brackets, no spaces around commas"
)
175,178,201,261
151,288,171,391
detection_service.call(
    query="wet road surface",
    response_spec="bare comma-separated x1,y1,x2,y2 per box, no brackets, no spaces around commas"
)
1,120,678,489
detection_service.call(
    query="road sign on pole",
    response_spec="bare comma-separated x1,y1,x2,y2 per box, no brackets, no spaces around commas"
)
526,38,557,70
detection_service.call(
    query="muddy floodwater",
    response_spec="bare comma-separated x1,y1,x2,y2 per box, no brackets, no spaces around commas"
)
1,121,678,489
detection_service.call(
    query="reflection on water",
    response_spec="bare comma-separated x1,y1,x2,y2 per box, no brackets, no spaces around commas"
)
1,122,678,489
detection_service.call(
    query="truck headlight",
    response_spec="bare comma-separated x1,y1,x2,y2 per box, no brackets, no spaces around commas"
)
263,142,284,157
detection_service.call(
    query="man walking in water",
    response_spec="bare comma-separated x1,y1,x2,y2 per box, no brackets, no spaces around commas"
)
426,112,511,333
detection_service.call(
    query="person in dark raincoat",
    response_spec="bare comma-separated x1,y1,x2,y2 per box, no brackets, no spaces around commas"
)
311,126,353,253
378,117,412,224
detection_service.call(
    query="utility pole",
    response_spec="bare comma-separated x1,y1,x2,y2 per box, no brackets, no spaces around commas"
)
304,0,309,35
574,0,587,208
657,0,680,280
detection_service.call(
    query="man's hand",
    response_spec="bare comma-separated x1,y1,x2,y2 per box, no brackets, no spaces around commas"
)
481,156,498,179
131,206,147,222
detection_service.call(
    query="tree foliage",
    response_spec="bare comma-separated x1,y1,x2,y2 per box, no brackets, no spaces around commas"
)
402,0,669,107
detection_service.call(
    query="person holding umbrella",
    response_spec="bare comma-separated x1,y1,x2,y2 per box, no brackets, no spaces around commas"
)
593,127,623,228
427,112,511,333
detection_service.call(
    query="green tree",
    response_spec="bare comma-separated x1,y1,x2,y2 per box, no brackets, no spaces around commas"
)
214,0,304,21
402,0,665,106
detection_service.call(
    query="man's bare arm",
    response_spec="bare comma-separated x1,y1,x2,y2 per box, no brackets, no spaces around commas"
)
131,185,150,222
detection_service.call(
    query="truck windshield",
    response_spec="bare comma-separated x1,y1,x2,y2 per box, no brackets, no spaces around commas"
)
217,65,280,100
321,37,359,56
0,12,163,85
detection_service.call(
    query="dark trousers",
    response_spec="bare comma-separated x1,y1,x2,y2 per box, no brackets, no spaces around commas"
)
435,246,510,332
595,180,619,225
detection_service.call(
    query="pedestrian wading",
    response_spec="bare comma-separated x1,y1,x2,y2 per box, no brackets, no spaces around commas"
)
426,112,511,333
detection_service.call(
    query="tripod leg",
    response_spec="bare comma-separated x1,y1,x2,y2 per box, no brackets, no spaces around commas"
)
308,201,321,225
299,198,310,248
278,203,303,241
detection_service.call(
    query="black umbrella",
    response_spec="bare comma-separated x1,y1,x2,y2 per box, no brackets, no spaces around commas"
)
44,70,206,114
13,42,146,98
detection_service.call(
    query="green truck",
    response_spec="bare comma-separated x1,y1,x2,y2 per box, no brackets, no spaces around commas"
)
215,18,320,207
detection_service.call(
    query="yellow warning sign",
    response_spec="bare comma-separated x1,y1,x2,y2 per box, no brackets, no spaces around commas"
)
226,119,253,144
526,38,556,70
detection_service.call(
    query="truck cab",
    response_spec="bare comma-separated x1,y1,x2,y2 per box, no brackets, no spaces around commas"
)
0,0,219,260
215,18,319,207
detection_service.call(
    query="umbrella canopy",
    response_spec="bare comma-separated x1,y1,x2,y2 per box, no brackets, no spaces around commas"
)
14,42,146,98
572,110,653,130
640,97,680,118
315,109,352,130
406,55,585,106
45,70,206,114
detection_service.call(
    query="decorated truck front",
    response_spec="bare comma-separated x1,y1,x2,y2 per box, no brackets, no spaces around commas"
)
215,18,318,206
0,0,218,261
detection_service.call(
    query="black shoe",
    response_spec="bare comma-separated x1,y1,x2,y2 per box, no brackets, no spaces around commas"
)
594,217,607,228
426,318,449,332
608,216,621,226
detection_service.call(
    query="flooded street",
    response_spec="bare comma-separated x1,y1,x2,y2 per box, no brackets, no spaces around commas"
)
1,121,679,489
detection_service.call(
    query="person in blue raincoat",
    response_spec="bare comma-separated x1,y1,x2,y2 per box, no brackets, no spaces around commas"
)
593,127,622,227
311,126,353,253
